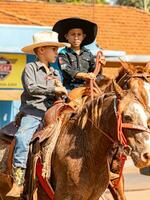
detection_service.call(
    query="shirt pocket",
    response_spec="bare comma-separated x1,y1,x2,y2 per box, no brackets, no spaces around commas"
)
70,57,77,69
47,79,55,87
36,71,47,86
80,57,91,71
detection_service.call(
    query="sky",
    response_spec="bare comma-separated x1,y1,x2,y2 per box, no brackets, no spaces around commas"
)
107,0,116,4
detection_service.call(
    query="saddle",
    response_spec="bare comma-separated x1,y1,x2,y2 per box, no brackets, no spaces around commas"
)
0,111,25,143
0,121,18,143
32,100,75,143
0,101,75,199
0,101,74,144
0,85,98,143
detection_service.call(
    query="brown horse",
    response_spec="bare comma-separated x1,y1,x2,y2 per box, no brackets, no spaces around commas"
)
1,64,150,200
41,79,150,200
52,62,150,200
116,62,150,110
107,62,150,200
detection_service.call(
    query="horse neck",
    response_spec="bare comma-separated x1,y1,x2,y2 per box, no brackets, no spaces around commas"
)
99,95,118,141
116,72,130,89
76,94,118,158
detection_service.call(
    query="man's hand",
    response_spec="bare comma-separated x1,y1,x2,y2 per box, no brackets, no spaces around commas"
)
75,72,96,80
55,86,68,96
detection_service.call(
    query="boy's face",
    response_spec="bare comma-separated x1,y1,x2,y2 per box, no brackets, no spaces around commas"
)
65,28,86,49
37,46,58,63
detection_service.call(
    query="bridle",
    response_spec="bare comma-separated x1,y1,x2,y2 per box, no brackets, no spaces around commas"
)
88,93,150,187
116,99,150,147
115,95,150,186
89,53,150,185
89,52,150,147
88,94,150,148
117,72,150,89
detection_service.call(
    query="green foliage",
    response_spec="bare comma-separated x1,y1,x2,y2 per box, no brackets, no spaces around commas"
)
116,0,150,12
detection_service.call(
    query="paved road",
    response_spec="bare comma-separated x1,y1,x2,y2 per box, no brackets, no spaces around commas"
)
101,158,150,200
124,158,150,200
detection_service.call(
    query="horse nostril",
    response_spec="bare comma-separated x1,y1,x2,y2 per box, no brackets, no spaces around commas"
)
143,152,150,161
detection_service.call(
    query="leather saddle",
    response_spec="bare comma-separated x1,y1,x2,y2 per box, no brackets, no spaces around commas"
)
0,101,74,144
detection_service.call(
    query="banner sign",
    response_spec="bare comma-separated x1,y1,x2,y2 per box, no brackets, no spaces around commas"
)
0,54,26,89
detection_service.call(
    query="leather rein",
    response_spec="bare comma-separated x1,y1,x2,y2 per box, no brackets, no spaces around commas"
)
88,94,150,187
89,53,150,186
90,58,150,147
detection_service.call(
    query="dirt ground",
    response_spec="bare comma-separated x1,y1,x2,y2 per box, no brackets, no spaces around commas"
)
100,158,150,200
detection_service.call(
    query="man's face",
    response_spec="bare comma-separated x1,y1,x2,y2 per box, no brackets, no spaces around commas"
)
40,46,58,63
65,28,86,49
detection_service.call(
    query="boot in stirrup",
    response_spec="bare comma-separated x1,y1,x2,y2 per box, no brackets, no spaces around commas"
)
6,166,25,198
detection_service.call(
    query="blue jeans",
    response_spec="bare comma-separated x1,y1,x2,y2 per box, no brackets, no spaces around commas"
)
13,115,41,168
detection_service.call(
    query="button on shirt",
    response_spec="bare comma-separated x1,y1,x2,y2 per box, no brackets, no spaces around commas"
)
58,47,95,90
20,61,61,119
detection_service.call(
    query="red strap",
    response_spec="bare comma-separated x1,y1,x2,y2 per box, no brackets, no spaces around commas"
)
36,157,54,200
121,123,150,134
114,154,127,188
117,111,128,146
115,105,150,188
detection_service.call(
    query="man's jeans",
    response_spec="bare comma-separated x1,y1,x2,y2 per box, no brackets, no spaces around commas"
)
13,115,41,169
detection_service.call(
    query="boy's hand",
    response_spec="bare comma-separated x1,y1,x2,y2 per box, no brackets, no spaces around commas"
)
75,72,96,80
99,56,106,65
55,79,63,87
55,86,68,95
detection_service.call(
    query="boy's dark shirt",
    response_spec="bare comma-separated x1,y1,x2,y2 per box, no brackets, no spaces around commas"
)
58,46,95,90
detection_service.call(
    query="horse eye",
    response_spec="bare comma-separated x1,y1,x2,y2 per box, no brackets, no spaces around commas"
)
123,115,132,122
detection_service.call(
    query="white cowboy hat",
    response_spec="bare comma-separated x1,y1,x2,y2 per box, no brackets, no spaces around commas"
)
21,31,70,54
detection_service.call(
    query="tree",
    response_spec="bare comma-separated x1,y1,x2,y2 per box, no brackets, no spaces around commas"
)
115,0,150,12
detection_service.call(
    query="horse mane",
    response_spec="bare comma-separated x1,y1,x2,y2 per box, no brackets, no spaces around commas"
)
63,61,150,135
76,96,102,130
115,67,128,83
74,93,115,131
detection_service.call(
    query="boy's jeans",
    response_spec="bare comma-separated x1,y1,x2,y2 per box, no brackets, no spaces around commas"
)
13,115,41,169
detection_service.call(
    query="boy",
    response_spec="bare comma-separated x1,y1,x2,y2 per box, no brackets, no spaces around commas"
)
52,18,119,182
52,17,105,90
6,31,68,197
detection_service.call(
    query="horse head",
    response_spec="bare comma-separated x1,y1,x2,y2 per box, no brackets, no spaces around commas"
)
113,81,150,168
116,61,150,122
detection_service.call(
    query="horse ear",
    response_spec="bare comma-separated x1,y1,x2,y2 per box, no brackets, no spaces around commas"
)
119,58,135,74
145,62,150,74
112,80,125,99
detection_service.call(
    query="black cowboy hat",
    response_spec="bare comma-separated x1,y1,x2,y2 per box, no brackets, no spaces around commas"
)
52,17,98,46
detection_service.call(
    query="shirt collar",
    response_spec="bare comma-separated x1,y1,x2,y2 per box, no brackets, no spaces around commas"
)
35,60,48,71
66,46,87,55
80,46,87,54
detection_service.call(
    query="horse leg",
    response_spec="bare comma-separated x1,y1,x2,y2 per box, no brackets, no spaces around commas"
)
109,175,126,200
37,184,50,200
114,175,126,200
0,138,14,200
54,191,83,200
36,181,84,200
54,181,84,200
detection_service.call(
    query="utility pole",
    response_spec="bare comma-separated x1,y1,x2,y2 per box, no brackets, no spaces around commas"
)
92,0,96,21
143,0,148,12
